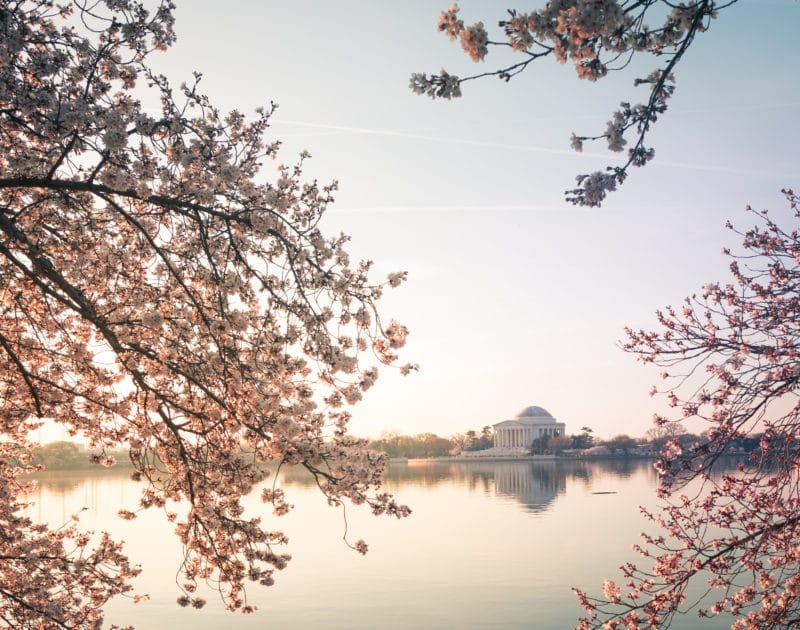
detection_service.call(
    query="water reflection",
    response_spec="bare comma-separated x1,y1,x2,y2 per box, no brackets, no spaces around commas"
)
278,458,661,514
28,459,661,517
493,462,565,512
23,457,729,630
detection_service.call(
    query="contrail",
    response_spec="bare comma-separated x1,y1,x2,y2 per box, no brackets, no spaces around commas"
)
273,118,585,158
653,158,794,179
327,204,566,214
273,118,796,180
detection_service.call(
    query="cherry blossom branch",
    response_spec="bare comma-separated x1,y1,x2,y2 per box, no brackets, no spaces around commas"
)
578,191,800,628
0,0,412,622
410,1,736,206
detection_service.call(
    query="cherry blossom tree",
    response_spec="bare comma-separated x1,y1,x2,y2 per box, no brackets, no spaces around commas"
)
410,1,738,206
574,189,800,629
0,1,413,625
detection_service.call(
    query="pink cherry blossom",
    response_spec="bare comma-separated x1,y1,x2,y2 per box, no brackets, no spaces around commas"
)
576,190,800,629
0,1,411,624
411,1,730,206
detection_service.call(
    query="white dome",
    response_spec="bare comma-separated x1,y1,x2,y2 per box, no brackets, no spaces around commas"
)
516,405,552,419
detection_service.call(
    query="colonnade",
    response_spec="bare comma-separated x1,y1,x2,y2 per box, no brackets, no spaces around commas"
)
493,426,560,449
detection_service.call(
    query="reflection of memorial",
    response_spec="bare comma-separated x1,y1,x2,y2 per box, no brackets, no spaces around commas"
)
492,462,566,513
429,461,568,513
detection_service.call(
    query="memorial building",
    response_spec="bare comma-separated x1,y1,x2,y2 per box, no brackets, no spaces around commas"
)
492,405,566,450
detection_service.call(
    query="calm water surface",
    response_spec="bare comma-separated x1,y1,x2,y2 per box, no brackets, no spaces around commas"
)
28,460,734,629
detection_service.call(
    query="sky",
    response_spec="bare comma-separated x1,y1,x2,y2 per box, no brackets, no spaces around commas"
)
141,0,800,440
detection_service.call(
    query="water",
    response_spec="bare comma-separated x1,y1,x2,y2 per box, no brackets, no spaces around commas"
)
26,459,733,629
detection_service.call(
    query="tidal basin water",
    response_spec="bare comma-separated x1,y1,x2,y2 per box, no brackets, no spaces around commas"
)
29,460,735,629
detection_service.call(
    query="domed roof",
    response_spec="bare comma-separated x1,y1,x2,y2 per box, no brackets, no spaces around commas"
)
516,405,553,419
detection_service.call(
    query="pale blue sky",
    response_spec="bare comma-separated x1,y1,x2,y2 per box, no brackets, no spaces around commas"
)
152,0,799,439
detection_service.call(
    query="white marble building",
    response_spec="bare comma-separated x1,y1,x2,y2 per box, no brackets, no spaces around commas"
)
493,406,566,450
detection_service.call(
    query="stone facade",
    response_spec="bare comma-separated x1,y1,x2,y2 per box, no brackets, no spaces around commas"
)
492,405,565,450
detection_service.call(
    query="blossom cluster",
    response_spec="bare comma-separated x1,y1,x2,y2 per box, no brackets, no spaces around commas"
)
577,191,800,629
410,1,727,206
0,445,141,627
409,69,462,100
0,0,412,623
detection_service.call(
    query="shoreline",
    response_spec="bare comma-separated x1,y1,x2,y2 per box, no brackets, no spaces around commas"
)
395,454,657,464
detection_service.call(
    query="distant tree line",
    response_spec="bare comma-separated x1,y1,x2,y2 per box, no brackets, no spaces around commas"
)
367,433,456,459
29,425,767,468
29,442,131,470
368,422,767,459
